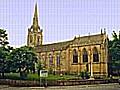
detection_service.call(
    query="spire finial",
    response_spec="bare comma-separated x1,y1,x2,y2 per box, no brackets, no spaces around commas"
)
34,2,38,18
101,28,103,34
104,28,106,34
32,2,39,32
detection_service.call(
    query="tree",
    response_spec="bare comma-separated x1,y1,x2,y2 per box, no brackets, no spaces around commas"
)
0,29,9,47
36,61,43,76
109,31,120,76
9,46,38,79
0,29,12,78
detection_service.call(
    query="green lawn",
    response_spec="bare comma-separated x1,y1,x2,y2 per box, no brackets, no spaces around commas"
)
4,73,79,81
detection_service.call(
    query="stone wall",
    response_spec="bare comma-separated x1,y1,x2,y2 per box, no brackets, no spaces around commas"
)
0,79,118,87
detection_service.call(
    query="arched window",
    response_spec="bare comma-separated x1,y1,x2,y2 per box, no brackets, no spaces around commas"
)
49,54,53,66
82,48,88,62
37,36,40,43
93,47,99,62
30,35,33,43
73,49,78,63
56,55,60,66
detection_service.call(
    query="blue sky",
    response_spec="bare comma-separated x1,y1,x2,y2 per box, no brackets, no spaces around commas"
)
0,0,120,47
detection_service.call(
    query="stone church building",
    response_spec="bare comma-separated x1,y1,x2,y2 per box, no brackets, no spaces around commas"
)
27,4,109,77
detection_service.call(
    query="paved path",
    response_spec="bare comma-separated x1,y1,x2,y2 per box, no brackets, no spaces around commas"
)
0,83,120,90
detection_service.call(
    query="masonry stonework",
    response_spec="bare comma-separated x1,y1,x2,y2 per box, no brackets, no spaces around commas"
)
27,4,109,77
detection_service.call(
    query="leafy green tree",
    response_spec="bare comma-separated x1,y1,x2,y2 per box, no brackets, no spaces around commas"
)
0,29,9,47
9,46,38,79
109,31,120,75
0,29,12,78
36,61,43,76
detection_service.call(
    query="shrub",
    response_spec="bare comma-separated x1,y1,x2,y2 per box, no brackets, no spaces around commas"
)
4,73,20,80
48,68,53,74
79,71,90,79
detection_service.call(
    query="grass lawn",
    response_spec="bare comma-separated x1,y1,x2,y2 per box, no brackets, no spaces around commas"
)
4,73,79,81
112,76,120,79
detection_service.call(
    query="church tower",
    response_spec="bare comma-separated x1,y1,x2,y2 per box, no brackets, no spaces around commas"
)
27,3,43,47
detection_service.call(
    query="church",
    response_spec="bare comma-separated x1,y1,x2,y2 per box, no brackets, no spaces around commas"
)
27,4,109,77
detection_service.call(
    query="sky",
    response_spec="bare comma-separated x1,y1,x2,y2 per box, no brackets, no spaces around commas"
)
0,0,120,47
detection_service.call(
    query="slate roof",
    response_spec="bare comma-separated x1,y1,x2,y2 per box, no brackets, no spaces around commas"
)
35,33,106,52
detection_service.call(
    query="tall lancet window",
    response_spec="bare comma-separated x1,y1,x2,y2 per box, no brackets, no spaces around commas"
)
73,49,78,63
93,47,99,62
49,54,53,66
82,48,88,62
30,35,33,43
37,36,40,45
56,55,60,66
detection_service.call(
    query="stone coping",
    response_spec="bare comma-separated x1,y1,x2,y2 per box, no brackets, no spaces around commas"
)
0,79,118,87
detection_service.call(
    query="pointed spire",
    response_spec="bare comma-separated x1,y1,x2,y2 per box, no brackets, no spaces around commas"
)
34,3,38,18
32,2,39,32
